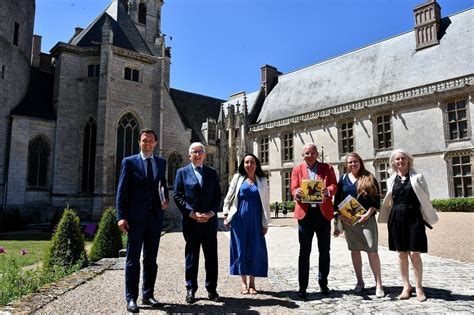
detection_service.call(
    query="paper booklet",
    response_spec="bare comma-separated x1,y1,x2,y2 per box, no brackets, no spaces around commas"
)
337,195,367,225
301,179,325,203
158,180,166,205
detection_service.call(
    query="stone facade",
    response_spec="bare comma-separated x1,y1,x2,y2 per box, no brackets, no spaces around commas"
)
220,2,473,204
1,0,222,227
0,0,35,212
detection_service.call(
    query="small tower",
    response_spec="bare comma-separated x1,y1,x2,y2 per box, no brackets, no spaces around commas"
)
124,0,164,55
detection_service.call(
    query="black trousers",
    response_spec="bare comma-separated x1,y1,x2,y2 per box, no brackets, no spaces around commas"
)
298,206,331,291
183,220,218,293
125,212,163,302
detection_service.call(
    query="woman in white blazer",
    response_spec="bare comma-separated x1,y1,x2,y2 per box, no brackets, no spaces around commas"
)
223,153,271,295
379,149,438,302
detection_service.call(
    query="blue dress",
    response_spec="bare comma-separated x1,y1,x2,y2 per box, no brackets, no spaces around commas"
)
230,180,268,277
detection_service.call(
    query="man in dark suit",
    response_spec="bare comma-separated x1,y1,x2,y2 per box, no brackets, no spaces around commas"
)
173,142,222,304
116,129,169,313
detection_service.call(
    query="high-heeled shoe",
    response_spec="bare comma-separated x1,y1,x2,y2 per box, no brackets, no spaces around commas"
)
416,289,427,302
375,287,385,298
353,282,365,293
399,286,412,300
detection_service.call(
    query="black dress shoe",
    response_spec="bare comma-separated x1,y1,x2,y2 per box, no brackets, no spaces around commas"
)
208,291,221,302
142,297,162,308
297,290,308,301
126,300,139,313
186,290,196,304
320,285,331,296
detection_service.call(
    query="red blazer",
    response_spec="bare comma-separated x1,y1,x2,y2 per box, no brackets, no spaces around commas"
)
291,162,337,221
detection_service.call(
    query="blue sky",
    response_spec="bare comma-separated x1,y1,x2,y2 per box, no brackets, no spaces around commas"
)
34,0,472,100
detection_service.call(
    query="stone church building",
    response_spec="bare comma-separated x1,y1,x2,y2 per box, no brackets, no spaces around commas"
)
0,0,223,227
220,1,473,203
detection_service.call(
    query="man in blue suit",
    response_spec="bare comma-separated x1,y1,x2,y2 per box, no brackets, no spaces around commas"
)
173,142,222,304
116,129,169,313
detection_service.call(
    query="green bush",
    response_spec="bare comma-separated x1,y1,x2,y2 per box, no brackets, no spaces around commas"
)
283,201,295,211
89,207,123,262
44,209,88,271
431,198,474,212
270,201,295,211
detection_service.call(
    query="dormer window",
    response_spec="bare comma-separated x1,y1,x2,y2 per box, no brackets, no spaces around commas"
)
124,67,140,82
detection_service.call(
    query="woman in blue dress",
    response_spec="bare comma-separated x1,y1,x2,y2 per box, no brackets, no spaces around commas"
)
223,154,271,295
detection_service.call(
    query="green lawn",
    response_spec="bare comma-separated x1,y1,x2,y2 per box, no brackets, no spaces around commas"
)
0,240,50,271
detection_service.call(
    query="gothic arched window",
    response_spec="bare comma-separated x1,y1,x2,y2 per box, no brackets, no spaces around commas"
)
116,113,140,180
138,1,147,24
27,136,50,188
82,117,97,193
167,152,182,187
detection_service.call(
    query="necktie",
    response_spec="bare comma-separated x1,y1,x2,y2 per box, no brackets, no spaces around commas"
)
196,166,203,186
196,166,203,175
146,158,154,187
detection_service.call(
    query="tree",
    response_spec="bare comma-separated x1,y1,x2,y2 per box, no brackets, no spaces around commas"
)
89,207,124,262
44,208,88,270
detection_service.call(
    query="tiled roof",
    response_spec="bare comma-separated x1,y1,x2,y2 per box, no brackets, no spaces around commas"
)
257,9,474,123
70,1,152,54
170,88,224,143
11,67,55,120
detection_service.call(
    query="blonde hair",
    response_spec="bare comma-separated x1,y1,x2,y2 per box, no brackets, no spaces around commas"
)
345,152,379,197
389,149,414,173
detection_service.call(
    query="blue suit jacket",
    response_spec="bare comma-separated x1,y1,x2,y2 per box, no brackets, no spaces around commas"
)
116,154,168,224
173,163,222,228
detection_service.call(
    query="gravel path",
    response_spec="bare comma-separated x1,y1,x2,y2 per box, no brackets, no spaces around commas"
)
23,211,474,314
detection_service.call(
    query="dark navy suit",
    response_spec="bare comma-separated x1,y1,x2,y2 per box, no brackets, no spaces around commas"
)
173,163,222,293
116,153,168,302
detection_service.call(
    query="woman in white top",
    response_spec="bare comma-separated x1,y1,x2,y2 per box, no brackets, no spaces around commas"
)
223,154,271,295
379,149,438,302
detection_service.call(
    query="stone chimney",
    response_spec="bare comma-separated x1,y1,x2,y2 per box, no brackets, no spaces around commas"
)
31,35,42,67
68,27,84,44
413,0,441,50
260,64,280,96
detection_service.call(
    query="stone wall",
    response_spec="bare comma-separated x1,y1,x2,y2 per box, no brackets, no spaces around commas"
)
0,0,35,207
6,116,56,222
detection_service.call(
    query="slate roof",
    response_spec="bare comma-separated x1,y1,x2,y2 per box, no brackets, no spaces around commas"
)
11,67,55,120
70,1,152,54
170,88,225,143
257,9,474,124
222,90,260,115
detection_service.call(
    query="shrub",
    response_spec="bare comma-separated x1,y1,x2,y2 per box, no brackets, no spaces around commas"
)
89,207,123,262
431,198,474,212
283,201,295,211
44,208,88,271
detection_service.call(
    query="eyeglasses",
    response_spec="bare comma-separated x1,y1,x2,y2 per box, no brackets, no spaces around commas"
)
190,150,205,155
303,152,318,157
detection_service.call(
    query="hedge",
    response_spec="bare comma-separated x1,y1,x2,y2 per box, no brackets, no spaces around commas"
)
431,198,474,212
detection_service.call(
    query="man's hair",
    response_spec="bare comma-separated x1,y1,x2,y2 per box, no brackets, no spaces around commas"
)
303,143,318,152
188,142,206,154
138,128,158,142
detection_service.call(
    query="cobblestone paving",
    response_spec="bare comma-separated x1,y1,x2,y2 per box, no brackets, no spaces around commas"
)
6,219,473,314
266,224,474,314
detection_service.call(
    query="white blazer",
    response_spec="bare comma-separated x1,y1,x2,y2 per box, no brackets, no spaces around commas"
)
378,170,438,226
223,173,272,228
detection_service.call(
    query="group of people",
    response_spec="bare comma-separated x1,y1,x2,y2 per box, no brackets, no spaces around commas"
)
116,129,438,313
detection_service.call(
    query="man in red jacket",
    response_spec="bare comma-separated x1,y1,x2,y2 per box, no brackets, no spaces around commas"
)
291,143,337,300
